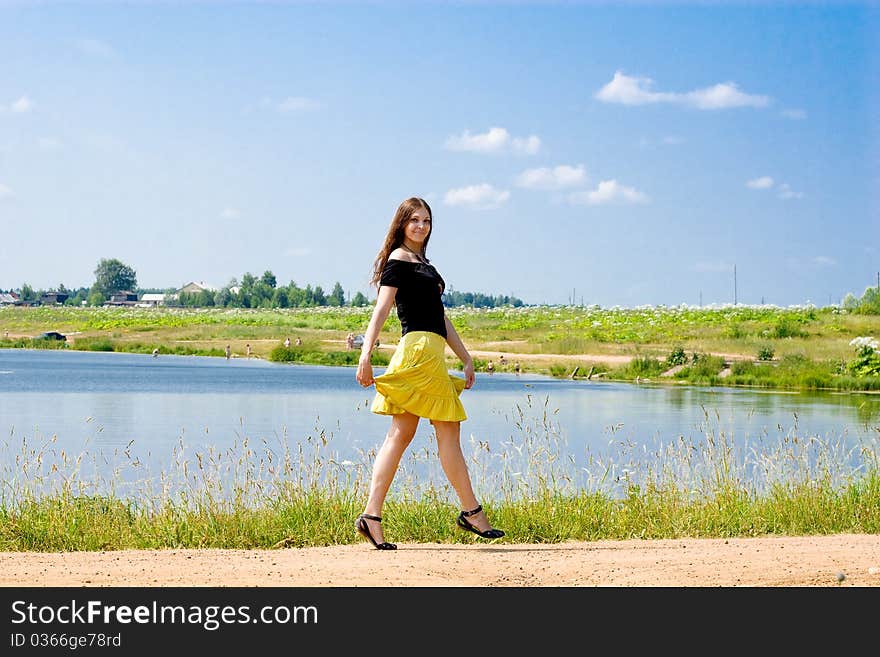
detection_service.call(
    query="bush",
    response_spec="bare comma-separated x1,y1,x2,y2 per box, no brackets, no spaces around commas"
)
627,356,665,378
731,360,757,376
848,337,880,377
757,345,775,361
666,346,687,366
675,354,726,380
771,318,806,338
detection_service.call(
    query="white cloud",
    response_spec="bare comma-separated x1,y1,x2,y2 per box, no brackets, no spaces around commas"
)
781,108,807,120
813,256,835,266
511,135,541,155
747,176,774,189
685,83,770,110
0,184,13,200
2,96,34,113
516,164,587,190
777,183,803,200
75,38,115,57
595,71,770,110
568,179,648,206
444,183,510,208
444,127,540,155
219,208,240,219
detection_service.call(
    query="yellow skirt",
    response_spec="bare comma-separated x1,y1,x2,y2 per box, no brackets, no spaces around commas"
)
371,331,467,422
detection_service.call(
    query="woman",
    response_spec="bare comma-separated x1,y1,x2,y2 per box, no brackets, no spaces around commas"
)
354,197,504,550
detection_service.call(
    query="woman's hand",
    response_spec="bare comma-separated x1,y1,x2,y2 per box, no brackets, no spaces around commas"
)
463,359,475,389
356,354,375,388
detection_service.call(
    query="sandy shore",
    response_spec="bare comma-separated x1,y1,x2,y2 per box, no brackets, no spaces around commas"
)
2,534,878,587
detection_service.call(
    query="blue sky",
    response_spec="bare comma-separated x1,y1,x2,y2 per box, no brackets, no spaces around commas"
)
1,1,877,307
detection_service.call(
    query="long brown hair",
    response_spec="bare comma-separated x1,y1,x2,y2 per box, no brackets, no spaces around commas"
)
369,197,433,290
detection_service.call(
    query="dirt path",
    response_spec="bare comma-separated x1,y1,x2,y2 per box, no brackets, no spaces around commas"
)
2,534,878,587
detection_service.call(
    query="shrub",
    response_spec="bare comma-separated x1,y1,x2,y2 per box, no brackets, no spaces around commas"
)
848,337,880,377
666,346,687,366
627,356,665,377
675,354,726,380
771,318,806,338
757,345,775,361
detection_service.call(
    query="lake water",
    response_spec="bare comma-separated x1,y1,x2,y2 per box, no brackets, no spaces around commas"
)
1,349,878,499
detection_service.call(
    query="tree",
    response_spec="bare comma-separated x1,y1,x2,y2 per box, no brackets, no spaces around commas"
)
261,270,277,289
351,291,368,307
94,258,137,295
19,283,35,302
328,282,345,306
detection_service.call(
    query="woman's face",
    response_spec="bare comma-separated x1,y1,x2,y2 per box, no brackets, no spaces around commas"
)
403,206,431,246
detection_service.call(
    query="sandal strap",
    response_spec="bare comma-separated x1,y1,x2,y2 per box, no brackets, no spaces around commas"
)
461,504,483,517
360,513,382,522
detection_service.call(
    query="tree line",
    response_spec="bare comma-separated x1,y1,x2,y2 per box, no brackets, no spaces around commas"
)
6,258,525,309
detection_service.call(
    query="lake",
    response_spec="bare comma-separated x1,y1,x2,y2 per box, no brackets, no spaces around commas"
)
1,349,877,499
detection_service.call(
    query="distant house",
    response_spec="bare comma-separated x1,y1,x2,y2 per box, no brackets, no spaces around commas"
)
166,281,218,305
0,292,20,306
40,292,69,306
137,293,166,307
105,291,139,306
177,281,218,295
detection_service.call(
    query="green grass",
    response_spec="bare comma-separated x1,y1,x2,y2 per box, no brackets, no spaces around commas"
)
1,396,877,550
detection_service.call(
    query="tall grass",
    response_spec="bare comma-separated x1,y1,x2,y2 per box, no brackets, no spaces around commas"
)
1,395,877,550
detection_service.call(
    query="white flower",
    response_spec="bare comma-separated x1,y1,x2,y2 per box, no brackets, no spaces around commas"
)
850,336,878,351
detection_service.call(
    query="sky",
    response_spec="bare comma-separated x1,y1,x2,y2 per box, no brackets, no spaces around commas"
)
0,0,877,307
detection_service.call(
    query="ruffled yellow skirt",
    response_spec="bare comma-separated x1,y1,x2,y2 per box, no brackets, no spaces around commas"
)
371,331,467,422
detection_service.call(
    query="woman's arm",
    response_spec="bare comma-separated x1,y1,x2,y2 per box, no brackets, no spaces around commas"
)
356,285,396,387
444,314,475,389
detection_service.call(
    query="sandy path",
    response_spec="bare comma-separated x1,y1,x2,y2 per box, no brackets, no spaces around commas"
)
2,534,878,587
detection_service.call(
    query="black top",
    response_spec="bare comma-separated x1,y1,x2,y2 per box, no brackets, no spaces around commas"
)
379,259,447,338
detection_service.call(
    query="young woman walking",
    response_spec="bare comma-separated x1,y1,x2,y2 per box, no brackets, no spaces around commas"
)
354,197,504,549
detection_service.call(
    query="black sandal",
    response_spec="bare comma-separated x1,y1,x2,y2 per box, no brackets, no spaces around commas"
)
456,505,505,539
355,513,397,550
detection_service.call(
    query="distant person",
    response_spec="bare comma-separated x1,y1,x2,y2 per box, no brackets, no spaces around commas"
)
486,360,495,374
514,361,521,375
246,343,252,358
295,337,302,346
284,336,291,348
225,344,231,360
354,196,503,550
346,332,355,349
152,348,159,358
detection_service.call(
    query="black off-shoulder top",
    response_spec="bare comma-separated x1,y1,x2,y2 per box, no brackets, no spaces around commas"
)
379,259,447,338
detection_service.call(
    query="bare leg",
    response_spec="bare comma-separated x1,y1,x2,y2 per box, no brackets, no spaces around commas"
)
433,419,498,533
361,412,420,544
